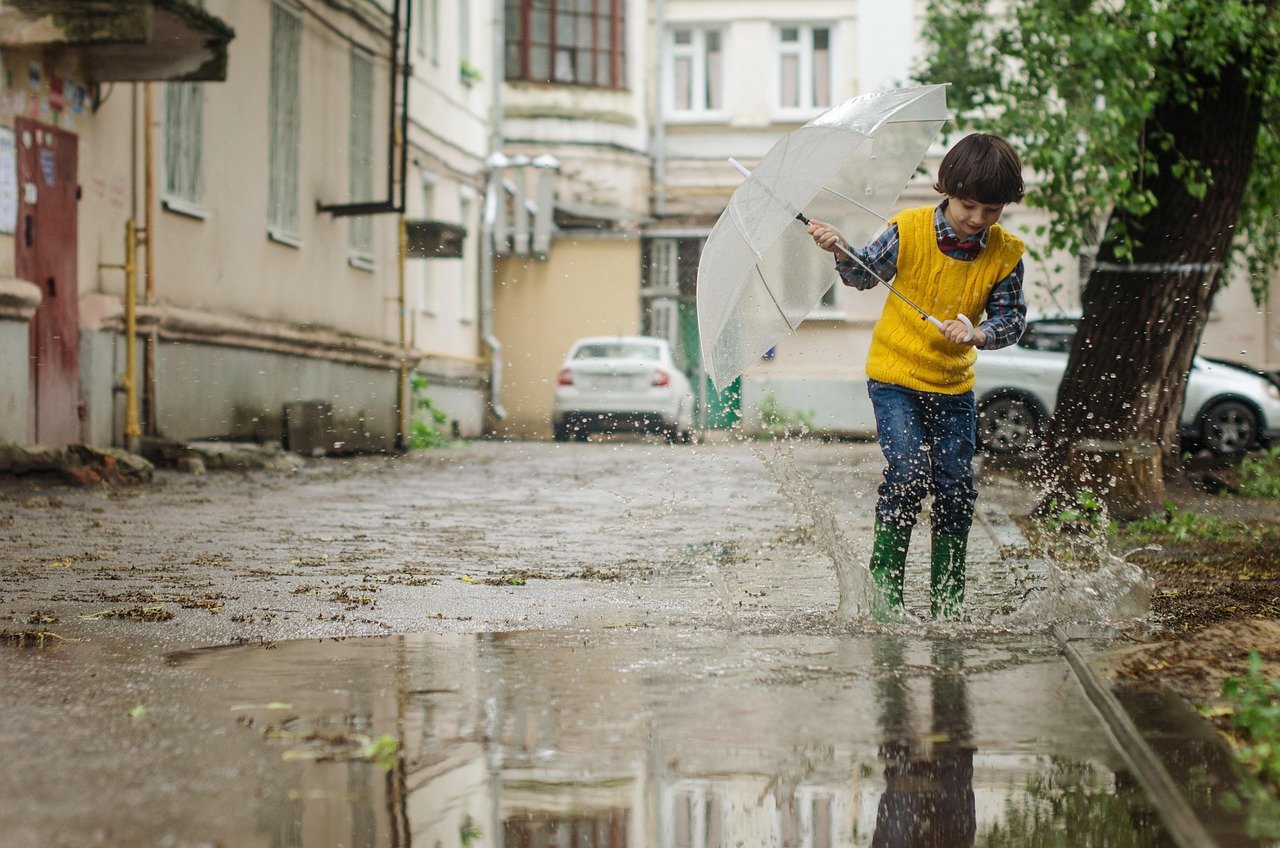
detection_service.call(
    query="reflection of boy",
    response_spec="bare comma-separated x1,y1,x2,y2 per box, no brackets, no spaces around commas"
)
871,641,976,848
808,134,1027,620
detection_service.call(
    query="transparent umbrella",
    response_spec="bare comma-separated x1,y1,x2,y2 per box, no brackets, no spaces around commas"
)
696,85,950,392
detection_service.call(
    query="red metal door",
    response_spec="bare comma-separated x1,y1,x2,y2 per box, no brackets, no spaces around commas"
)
15,118,79,445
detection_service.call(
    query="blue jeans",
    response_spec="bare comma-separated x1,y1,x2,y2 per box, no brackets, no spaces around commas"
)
868,380,977,536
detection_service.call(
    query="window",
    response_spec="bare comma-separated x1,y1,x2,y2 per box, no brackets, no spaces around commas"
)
459,0,471,68
419,177,436,314
348,50,375,267
818,282,838,311
665,784,725,848
163,81,204,214
776,24,831,114
268,2,302,242
505,0,627,89
458,190,475,323
667,27,724,117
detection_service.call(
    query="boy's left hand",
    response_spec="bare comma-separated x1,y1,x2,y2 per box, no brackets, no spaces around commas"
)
940,319,986,348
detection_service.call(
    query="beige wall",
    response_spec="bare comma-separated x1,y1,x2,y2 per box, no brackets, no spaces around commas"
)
135,0,399,340
493,236,642,437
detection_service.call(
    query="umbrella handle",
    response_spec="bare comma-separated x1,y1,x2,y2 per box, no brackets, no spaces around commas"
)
926,314,975,343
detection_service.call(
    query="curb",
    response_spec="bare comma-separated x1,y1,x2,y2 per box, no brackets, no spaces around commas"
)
1054,626,1219,848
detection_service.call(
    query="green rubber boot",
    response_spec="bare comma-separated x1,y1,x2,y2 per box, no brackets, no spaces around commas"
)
869,520,912,622
931,532,968,620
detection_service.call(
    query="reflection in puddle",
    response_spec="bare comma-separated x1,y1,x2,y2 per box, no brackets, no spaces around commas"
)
173,631,1171,847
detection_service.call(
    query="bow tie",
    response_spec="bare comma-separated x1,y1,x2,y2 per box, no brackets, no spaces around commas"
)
938,235,981,256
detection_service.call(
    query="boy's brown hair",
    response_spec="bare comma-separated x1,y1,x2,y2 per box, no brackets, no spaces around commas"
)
933,133,1025,205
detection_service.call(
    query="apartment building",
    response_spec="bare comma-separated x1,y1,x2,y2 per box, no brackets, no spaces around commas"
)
0,0,488,451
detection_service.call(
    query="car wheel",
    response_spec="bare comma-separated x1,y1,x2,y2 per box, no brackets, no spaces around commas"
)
1199,399,1259,455
978,394,1042,455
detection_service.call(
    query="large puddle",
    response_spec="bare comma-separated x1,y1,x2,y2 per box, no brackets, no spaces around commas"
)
173,629,1178,847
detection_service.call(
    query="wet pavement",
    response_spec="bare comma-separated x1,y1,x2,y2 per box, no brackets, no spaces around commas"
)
0,439,1255,845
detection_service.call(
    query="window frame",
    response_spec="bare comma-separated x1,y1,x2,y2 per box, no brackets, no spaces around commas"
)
505,0,628,90
268,1,303,245
665,25,728,122
347,48,376,270
162,80,206,218
457,187,476,324
773,22,834,121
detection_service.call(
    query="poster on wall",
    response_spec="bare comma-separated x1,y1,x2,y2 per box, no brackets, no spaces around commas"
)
0,127,16,236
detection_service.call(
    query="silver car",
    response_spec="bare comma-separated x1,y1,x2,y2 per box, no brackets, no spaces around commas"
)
552,336,695,443
974,317,1280,455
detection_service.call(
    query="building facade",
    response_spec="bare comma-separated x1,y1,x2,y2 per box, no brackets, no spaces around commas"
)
0,0,489,452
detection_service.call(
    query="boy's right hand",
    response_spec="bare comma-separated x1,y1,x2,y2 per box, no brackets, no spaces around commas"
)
807,220,846,254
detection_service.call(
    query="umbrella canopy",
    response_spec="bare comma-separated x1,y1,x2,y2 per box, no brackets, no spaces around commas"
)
696,85,949,392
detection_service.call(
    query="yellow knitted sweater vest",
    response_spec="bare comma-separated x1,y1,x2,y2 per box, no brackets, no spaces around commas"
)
865,206,1024,394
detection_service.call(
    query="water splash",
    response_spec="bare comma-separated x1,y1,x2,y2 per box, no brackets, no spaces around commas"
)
752,439,874,620
750,438,1152,633
999,535,1153,628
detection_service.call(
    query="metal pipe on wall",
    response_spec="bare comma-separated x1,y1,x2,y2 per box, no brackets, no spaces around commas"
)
396,215,409,451
480,0,508,424
123,219,140,452
142,81,157,436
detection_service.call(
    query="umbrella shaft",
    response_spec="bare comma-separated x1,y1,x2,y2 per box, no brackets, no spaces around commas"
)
834,241,934,323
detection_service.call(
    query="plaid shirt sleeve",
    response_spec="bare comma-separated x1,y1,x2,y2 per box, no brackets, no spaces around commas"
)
977,259,1027,350
833,224,899,290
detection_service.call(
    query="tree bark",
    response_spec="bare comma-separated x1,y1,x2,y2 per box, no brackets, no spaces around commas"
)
1035,56,1264,516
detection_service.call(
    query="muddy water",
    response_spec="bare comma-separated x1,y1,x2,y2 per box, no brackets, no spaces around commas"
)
173,630,1173,847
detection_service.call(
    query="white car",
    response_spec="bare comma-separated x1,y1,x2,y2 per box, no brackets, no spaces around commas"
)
974,317,1280,455
552,336,695,443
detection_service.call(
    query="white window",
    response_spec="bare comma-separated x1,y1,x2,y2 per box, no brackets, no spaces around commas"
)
415,0,426,56
664,783,725,848
819,283,838,310
268,3,302,242
458,188,475,324
419,177,436,314
348,49,375,267
776,24,832,116
459,0,471,66
163,82,204,215
429,0,440,65
667,27,725,118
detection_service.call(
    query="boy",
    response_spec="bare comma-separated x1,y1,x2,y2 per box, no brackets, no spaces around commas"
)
807,133,1027,621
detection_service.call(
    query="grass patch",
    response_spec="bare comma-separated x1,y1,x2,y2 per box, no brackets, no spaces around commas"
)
1241,448,1280,499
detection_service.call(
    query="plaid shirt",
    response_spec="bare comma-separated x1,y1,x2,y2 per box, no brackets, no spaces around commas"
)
834,201,1027,350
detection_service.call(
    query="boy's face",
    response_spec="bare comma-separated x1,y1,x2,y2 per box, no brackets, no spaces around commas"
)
944,196,1006,238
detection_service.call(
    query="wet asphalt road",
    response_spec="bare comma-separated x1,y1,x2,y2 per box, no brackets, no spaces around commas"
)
0,439,1184,846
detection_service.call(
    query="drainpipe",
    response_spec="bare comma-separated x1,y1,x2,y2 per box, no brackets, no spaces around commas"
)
396,214,410,451
480,0,508,423
100,221,140,451
480,153,509,423
142,82,157,437
123,220,141,452
651,0,667,219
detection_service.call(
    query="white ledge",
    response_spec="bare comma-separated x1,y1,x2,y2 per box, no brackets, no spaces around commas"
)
0,277,42,322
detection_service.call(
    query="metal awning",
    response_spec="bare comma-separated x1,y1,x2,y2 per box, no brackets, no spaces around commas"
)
0,0,235,82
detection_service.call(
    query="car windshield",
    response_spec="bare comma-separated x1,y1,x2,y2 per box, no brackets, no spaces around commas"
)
573,341,661,361
1019,320,1077,353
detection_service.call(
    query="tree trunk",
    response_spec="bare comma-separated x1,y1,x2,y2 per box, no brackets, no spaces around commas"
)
1035,57,1263,516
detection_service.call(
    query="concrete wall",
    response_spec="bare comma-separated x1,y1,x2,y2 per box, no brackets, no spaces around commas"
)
0,320,30,440
155,341,397,448
493,236,643,438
